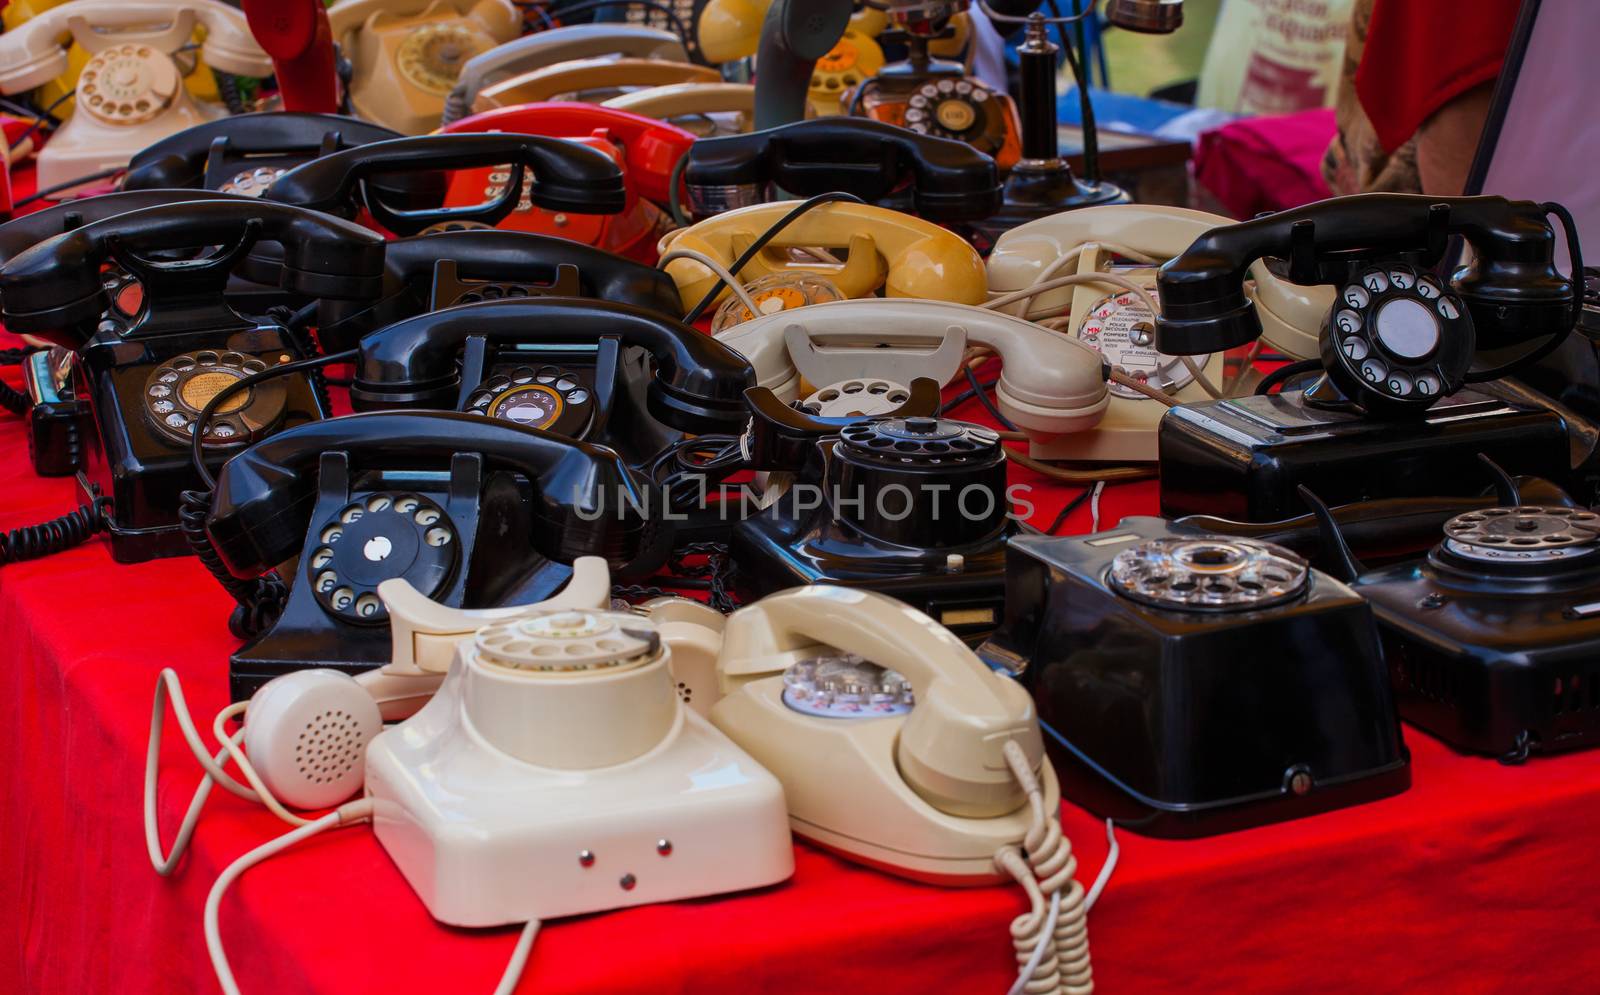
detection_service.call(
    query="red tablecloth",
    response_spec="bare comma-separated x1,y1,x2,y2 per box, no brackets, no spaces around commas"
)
3,162,1600,993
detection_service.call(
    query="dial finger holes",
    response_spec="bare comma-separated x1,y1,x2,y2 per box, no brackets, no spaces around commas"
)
310,547,335,569
394,497,419,514
1341,337,1369,361
415,508,440,527
355,594,382,619
366,495,392,513
425,527,453,547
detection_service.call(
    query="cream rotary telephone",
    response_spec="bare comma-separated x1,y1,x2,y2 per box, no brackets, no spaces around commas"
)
715,296,1109,443
709,586,1099,993
327,0,521,135
444,22,693,120
986,204,1335,461
604,81,759,137
0,1,272,194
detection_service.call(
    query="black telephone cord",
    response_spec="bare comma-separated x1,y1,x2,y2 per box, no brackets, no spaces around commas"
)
0,380,28,416
0,481,111,566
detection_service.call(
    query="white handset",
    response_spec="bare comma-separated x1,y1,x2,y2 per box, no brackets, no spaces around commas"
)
0,1,271,193
443,22,689,123
715,296,1109,439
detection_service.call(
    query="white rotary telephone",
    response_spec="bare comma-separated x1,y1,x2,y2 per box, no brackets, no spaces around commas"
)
0,1,272,194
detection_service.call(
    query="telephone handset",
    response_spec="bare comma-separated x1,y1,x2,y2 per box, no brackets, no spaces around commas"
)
709,585,1060,882
0,1,273,193
683,117,999,222
442,23,690,124
594,0,714,64
316,228,684,350
985,204,1336,461
121,112,413,200
263,132,627,236
325,0,521,135
659,200,988,313
0,200,386,562
438,103,693,261
472,58,720,114
348,297,756,464
1156,193,1581,416
717,297,1108,440
602,82,758,137
207,409,674,698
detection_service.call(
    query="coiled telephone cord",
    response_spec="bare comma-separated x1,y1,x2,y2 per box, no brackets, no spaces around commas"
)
0,487,111,565
178,488,287,639
0,380,28,416
997,740,1113,995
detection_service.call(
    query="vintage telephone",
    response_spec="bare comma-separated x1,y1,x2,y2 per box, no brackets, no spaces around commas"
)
1155,194,1583,520
978,519,1410,838
681,116,1000,224
442,22,690,123
694,0,852,129
438,104,692,261
316,227,684,349
658,200,989,316
240,0,340,113
0,200,387,563
709,586,1094,990
149,563,793,995
121,112,409,199
845,0,1022,172
347,298,756,468
602,82,758,137
1276,477,1600,762
730,387,1020,643
808,22,885,116
325,0,521,135
0,0,225,120
204,409,675,699
262,131,627,238
716,297,1109,445
986,204,1335,462
0,1,273,193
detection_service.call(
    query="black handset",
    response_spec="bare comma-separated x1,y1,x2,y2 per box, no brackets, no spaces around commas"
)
0,201,386,562
121,113,435,206
264,133,627,235
316,228,685,351
348,298,755,457
1155,194,1580,415
206,410,672,698
683,117,1001,222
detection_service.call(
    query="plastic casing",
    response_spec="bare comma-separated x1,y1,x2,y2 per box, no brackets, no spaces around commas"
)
980,522,1411,838
365,639,793,927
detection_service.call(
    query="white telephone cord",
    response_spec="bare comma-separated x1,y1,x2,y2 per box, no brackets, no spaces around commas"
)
658,248,762,317
998,740,1119,995
144,669,311,876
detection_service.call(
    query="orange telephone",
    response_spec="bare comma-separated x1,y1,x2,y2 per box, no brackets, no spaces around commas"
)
441,103,696,263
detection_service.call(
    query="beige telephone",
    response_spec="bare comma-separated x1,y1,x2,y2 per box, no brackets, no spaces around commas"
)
474,57,720,113
443,22,691,120
603,82,758,136
986,204,1335,462
658,200,989,312
716,297,1108,440
327,0,521,135
0,1,271,194
708,586,1095,990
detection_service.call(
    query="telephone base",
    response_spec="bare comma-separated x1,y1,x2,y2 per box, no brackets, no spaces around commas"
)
1158,388,1572,521
981,524,1413,838
731,517,1010,646
967,166,1130,246
365,673,793,928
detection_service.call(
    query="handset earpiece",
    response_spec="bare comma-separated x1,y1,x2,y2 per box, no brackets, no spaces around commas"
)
240,669,383,810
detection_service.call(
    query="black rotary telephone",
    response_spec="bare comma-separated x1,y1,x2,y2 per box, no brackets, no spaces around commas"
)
730,381,1016,643
0,200,386,563
1156,193,1582,415
348,297,755,465
316,228,684,351
1155,194,1585,522
681,116,1001,222
263,133,627,236
120,112,430,204
204,410,672,699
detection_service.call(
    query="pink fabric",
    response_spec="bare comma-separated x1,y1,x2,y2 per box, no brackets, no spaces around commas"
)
1195,109,1338,219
